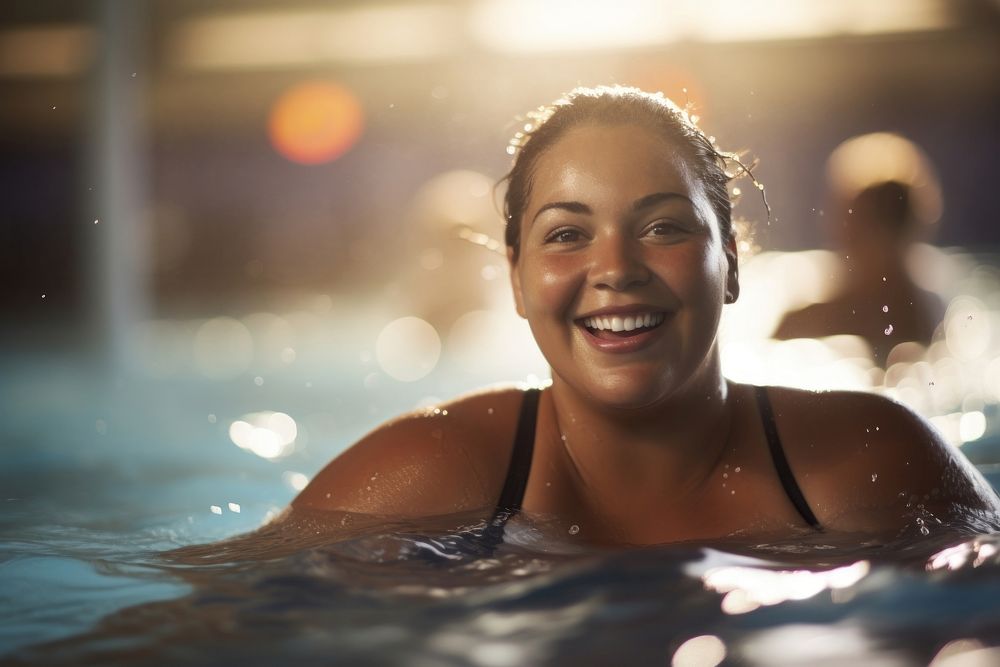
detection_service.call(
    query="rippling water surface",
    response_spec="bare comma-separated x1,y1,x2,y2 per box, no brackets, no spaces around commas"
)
4,493,1000,667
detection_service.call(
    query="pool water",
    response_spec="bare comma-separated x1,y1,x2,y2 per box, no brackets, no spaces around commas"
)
2,358,1000,667
4,494,1000,667
3,250,1000,666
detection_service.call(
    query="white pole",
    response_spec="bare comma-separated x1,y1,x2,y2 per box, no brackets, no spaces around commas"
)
86,0,149,372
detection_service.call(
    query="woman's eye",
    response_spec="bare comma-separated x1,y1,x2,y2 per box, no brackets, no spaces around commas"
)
644,221,684,238
545,228,582,244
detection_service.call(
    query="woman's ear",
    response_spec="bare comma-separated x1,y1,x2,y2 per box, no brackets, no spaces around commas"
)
507,247,527,318
724,236,740,304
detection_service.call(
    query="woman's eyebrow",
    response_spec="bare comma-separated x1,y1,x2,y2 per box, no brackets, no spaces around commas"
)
531,201,591,222
531,192,693,223
632,191,692,211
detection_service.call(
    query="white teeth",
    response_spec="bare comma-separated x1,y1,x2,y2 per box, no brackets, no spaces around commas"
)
584,312,665,331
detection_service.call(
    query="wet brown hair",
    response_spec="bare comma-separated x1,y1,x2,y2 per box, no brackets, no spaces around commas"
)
501,85,756,262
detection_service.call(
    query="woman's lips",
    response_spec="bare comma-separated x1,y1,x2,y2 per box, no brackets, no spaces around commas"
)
576,312,670,353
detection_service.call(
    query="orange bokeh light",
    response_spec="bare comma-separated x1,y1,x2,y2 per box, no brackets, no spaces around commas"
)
268,81,364,165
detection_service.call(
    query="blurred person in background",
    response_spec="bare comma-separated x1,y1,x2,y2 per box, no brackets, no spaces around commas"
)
774,133,945,366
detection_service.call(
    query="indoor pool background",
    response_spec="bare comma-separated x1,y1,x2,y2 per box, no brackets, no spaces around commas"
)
2,249,1000,666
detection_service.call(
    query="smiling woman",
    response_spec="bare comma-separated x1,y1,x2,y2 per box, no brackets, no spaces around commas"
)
272,86,999,549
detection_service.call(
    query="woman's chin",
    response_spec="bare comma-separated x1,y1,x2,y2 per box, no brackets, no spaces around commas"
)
576,376,678,412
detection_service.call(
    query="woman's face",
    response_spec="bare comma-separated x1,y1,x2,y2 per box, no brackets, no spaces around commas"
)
509,123,737,409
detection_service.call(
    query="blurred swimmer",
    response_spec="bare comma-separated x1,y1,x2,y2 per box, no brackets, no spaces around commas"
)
774,132,946,366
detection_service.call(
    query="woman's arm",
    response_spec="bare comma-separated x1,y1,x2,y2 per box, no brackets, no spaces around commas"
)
776,388,1000,536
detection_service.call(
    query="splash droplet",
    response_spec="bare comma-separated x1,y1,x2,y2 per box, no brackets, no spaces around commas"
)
882,305,888,313
568,524,580,535
884,325,894,336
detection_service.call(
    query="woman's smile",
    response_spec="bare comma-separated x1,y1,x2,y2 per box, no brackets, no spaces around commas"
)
576,307,671,353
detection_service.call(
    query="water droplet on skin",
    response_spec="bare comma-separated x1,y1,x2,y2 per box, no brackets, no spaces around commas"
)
920,526,930,536
734,467,741,473
882,305,888,313
882,276,887,282
731,490,735,495
722,472,728,479
884,325,894,336
848,208,853,214
487,408,494,415
568,524,580,535
93,219,99,225
871,474,878,482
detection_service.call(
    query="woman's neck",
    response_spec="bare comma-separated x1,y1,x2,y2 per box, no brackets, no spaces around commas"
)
543,357,735,509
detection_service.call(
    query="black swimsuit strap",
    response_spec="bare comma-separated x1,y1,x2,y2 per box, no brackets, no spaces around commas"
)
753,385,822,530
495,387,541,514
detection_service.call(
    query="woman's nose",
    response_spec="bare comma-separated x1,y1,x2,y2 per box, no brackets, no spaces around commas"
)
589,236,651,291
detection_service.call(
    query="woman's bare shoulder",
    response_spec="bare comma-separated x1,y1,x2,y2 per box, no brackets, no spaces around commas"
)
761,385,1000,532
292,385,528,517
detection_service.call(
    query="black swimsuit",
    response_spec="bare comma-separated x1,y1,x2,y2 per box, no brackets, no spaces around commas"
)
485,386,821,546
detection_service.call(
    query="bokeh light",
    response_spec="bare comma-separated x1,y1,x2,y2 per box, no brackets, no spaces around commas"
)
671,635,726,667
229,410,298,459
268,81,364,165
375,316,441,382
194,317,254,378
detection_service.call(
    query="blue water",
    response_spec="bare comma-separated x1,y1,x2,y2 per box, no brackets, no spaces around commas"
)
3,322,1000,665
